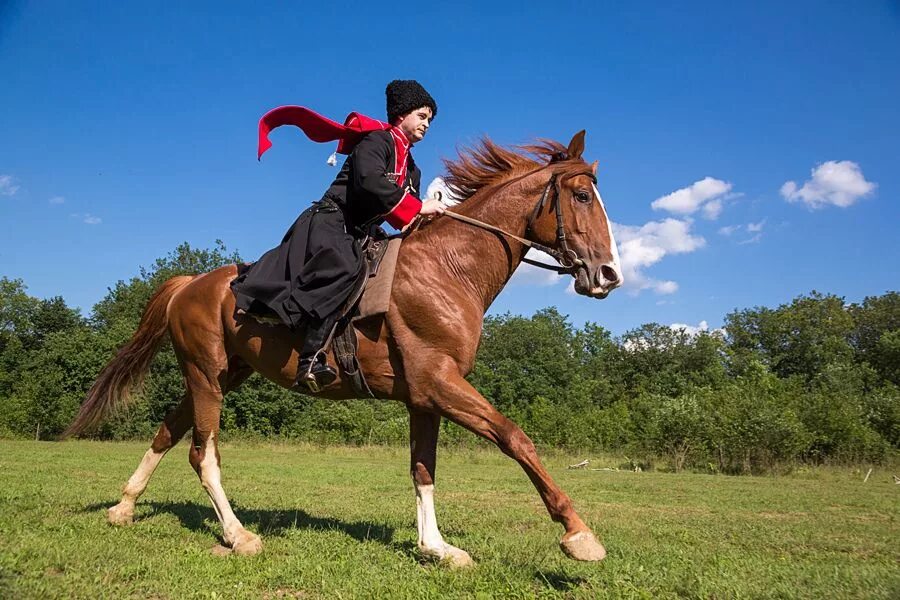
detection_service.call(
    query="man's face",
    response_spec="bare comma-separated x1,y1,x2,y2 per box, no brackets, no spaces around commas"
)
395,106,433,144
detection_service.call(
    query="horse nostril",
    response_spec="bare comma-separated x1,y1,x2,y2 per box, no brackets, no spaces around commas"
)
600,265,619,284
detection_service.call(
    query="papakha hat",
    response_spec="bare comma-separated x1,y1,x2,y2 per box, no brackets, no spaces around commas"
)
386,80,437,124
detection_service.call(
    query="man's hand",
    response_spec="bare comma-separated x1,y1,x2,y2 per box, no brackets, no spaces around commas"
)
402,197,446,232
419,198,446,216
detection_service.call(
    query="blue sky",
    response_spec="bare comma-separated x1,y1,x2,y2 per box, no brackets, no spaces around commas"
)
1,1,897,335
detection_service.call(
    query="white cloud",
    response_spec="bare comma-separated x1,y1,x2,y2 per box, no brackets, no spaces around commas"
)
670,320,726,337
781,160,875,209
654,280,679,294
49,196,65,205
71,213,102,225
613,218,705,295
746,219,765,233
739,220,765,244
651,177,733,219
701,198,723,220
720,220,766,244
510,248,564,287
718,225,740,236
0,175,20,197
739,234,762,245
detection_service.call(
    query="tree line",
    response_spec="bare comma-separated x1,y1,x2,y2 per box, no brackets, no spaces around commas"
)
1,242,897,473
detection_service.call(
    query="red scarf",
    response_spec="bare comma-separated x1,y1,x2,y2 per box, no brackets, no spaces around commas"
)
257,106,410,186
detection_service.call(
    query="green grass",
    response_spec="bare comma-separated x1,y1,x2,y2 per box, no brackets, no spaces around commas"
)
0,440,897,599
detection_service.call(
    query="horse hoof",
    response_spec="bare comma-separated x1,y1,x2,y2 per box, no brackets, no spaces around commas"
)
560,531,606,561
420,543,476,569
441,546,475,569
107,504,134,526
231,531,263,556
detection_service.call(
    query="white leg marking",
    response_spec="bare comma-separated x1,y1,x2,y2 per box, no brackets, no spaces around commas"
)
124,448,167,499
108,447,168,525
414,481,474,567
198,435,261,554
416,484,446,550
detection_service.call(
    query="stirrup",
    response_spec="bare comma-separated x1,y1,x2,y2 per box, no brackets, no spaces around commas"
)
294,352,337,393
297,370,321,393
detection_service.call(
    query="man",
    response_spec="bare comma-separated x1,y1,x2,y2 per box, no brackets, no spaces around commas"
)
231,80,445,392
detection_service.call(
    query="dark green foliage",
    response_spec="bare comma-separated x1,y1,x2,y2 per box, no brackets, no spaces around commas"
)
0,245,897,472
469,308,583,422
725,291,855,381
850,292,900,385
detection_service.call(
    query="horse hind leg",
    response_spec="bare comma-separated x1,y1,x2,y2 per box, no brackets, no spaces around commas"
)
108,395,192,525
184,360,261,556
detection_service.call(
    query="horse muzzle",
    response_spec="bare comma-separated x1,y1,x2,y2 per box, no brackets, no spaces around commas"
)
573,262,622,299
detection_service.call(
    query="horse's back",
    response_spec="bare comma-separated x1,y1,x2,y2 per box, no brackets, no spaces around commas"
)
165,264,240,326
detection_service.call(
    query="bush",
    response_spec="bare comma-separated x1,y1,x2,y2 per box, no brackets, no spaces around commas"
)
647,392,716,472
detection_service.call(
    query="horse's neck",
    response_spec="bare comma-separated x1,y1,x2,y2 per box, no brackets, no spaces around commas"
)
417,175,543,312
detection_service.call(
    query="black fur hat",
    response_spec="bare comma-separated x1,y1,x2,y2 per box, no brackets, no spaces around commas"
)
386,80,437,124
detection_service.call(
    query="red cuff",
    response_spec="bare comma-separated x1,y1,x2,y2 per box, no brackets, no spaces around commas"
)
384,193,422,228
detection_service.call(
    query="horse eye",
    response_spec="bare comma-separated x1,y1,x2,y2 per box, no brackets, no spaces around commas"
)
574,191,591,203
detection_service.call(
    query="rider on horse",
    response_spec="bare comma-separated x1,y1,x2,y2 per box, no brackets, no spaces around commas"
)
231,80,445,392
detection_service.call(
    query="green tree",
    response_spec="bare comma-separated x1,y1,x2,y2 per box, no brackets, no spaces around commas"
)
849,292,900,385
726,292,854,382
615,324,727,397
468,308,584,422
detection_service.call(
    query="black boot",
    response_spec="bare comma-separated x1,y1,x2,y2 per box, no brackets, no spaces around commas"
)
294,314,338,393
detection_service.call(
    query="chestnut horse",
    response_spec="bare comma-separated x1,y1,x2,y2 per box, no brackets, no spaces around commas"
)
65,131,623,566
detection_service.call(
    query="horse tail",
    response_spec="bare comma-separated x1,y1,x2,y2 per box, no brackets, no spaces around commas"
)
62,275,195,439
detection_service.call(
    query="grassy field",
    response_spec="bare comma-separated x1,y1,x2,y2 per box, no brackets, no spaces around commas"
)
0,440,897,599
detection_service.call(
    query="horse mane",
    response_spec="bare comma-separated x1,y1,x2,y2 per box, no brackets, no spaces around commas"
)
442,137,569,201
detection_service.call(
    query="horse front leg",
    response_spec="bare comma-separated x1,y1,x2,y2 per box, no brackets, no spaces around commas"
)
408,409,474,568
420,358,606,562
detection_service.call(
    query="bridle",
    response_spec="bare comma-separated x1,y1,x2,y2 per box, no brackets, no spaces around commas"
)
440,155,595,275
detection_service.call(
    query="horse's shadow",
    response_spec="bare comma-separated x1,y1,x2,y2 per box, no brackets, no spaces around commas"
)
535,570,590,591
81,500,400,549
80,502,599,584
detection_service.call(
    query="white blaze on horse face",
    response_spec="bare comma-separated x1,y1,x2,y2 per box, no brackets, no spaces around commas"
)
593,183,623,289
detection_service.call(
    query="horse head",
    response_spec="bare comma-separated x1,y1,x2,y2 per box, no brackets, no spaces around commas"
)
525,131,623,298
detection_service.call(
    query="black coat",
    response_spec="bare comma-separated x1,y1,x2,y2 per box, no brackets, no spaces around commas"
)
231,130,420,326
323,130,421,233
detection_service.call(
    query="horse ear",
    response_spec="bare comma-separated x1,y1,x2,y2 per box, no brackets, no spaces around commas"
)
567,130,586,159
591,160,598,175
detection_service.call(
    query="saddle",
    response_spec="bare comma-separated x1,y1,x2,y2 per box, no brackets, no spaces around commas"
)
328,235,402,397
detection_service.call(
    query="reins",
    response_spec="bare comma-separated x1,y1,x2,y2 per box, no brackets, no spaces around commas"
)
441,210,577,273
437,162,595,274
